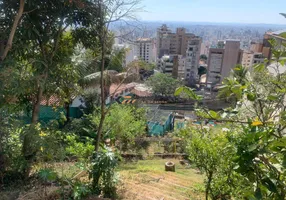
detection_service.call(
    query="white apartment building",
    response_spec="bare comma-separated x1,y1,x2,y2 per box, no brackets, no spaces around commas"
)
135,38,156,63
158,55,174,75
185,37,202,84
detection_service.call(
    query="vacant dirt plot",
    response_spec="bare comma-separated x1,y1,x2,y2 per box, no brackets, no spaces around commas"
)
118,159,204,200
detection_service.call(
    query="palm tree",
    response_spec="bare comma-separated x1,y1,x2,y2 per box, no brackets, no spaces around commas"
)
83,70,139,103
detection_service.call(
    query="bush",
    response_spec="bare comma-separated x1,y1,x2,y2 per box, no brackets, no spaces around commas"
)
65,134,94,162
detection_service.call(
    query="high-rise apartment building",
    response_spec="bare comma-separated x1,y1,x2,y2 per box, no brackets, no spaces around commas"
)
156,24,172,58
135,38,156,63
207,49,224,84
156,24,196,58
185,37,202,85
178,55,186,80
207,40,243,85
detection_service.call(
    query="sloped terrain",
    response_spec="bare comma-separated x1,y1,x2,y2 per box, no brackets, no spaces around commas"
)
118,159,204,200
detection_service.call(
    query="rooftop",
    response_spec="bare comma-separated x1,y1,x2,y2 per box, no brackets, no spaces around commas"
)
136,38,152,42
266,30,286,41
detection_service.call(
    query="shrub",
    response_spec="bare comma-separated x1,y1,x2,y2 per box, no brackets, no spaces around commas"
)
65,134,94,162
90,147,119,198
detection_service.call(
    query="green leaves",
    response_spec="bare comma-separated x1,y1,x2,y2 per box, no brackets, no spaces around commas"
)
146,73,181,96
254,63,265,72
247,93,256,101
209,110,219,119
254,187,263,200
267,94,279,101
38,168,57,182
180,126,249,199
262,178,278,193
174,86,203,101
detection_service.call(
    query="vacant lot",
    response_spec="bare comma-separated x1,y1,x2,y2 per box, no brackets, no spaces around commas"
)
118,159,204,200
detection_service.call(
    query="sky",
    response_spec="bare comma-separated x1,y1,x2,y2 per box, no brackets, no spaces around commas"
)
138,0,286,24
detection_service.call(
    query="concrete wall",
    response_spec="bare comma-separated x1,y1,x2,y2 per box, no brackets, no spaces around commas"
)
221,40,241,80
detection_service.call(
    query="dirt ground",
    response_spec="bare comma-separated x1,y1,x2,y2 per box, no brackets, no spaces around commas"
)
117,159,204,200
0,159,204,200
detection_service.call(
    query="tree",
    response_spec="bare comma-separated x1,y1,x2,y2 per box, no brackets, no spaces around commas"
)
96,104,146,152
200,54,208,61
3,0,97,123
198,66,207,77
146,73,181,96
0,0,98,176
218,65,248,104
178,126,249,200
80,0,142,152
106,48,126,72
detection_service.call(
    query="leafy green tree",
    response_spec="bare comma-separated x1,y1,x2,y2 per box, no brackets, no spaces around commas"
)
198,66,207,77
0,0,98,177
96,104,146,152
200,54,208,61
79,0,142,153
1,0,96,123
106,48,125,72
178,126,249,200
146,73,181,96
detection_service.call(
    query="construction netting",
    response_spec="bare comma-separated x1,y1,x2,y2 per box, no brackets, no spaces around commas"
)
8,106,84,124
141,104,174,136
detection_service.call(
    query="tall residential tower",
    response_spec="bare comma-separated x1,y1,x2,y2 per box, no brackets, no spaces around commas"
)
207,40,243,85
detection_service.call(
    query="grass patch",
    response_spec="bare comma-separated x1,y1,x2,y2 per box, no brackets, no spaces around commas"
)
118,159,205,200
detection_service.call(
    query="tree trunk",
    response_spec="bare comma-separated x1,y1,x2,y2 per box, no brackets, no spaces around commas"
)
95,0,106,152
31,86,43,124
0,0,25,61
65,101,70,123
95,45,106,152
205,172,213,200
0,118,5,183
22,86,43,178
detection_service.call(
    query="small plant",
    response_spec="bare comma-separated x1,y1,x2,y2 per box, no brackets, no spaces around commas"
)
38,168,58,196
90,146,119,198
72,181,91,200
38,168,58,183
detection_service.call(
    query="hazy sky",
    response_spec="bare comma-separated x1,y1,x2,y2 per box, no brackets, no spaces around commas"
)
138,0,286,24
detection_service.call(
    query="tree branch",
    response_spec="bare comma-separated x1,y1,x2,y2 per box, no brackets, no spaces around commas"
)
0,0,25,61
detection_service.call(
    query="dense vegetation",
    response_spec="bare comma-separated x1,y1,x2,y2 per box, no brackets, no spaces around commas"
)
175,37,286,199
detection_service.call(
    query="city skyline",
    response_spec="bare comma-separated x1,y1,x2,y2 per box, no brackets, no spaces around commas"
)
139,0,286,25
